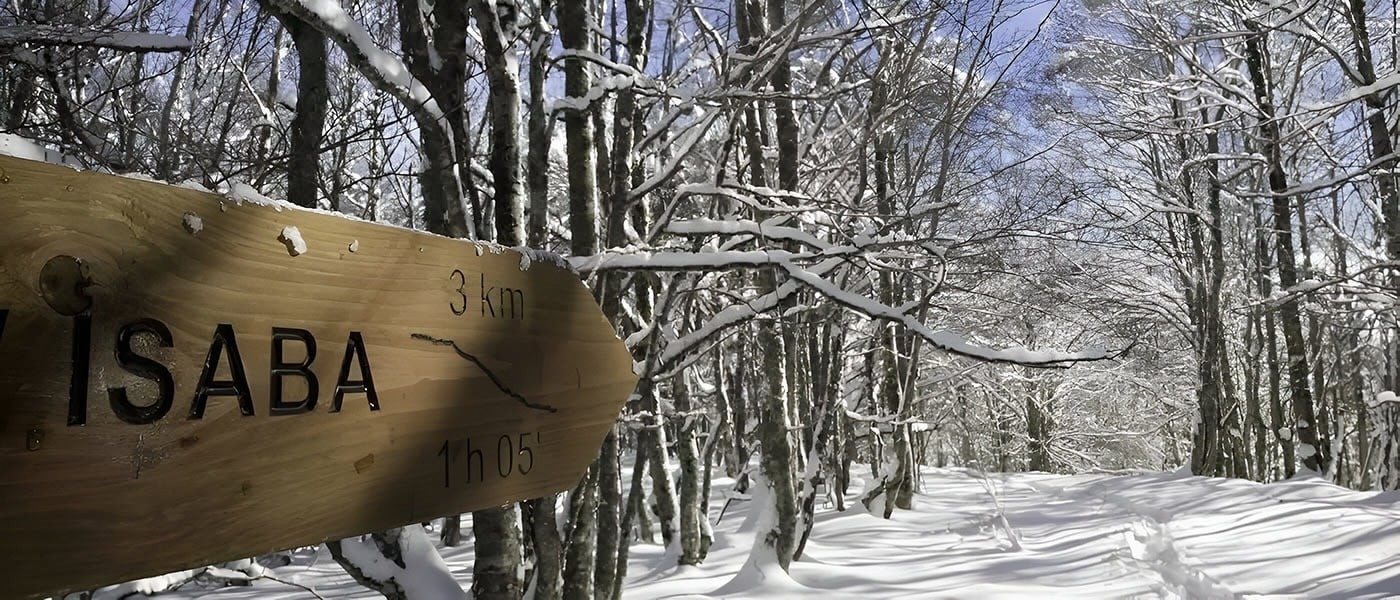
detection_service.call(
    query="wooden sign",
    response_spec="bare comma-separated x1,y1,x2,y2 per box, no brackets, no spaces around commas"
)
0,155,636,598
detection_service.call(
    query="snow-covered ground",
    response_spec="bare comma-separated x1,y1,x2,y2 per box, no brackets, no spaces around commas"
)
100,466,1400,599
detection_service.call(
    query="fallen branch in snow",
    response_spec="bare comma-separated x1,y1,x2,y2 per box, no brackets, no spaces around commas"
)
962,469,1022,552
201,567,330,599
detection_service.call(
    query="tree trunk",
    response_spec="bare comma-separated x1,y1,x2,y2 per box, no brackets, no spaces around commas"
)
755,312,797,567
593,428,622,597
563,468,598,600
560,0,597,257
392,0,475,238
862,56,913,512
472,506,524,599
475,0,524,245
154,0,208,179
643,398,679,548
526,0,554,247
525,495,563,599
440,515,463,547
1253,203,1293,478
1027,394,1052,472
1243,25,1326,473
610,437,650,600
795,317,844,558
276,12,327,208
1376,398,1400,490
1344,0,1400,488
466,3,530,595
675,376,709,565
298,3,478,585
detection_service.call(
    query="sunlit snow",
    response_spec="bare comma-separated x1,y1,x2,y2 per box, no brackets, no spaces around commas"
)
110,466,1400,599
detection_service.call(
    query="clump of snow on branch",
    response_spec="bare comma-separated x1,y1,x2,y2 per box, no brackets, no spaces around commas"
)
226,181,284,211
513,246,574,273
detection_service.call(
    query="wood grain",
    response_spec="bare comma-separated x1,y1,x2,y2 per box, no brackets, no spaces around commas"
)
0,155,636,598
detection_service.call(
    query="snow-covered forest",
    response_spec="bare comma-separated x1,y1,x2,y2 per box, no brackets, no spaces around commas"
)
5,0,1400,596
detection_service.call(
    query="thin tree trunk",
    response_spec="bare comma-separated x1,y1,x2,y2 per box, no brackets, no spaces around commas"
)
1255,203,1292,478
756,317,797,568
470,5,529,594
795,317,844,558
383,0,474,238
527,495,564,600
1244,25,1326,473
675,375,709,565
563,468,598,600
556,2,605,595
610,437,650,600
594,0,649,588
154,0,207,179
593,428,622,597
441,515,463,547
1344,0,1400,488
276,13,327,208
560,0,597,257
526,0,554,248
644,395,679,548
475,0,524,245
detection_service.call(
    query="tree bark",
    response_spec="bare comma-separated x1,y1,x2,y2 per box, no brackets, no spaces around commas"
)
526,0,554,248
643,392,680,549
525,495,564,599
593,428,622,597
559,0,597,257
276,12,328,208
472,506,524,600
474,0,524,245
675,376,709,565
563,467,598,600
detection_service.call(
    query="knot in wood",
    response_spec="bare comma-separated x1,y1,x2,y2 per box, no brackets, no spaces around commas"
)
39,255,93,316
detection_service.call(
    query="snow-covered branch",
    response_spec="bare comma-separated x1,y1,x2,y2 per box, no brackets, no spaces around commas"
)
263,0,446,124
0,25,192,52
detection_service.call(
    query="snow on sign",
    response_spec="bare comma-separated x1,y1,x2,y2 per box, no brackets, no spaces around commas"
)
0,155,637,598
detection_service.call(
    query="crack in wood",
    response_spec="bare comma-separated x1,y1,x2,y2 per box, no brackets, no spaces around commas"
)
410,333,558,413
126,432,164,480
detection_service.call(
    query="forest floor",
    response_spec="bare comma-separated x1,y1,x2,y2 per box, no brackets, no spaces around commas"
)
108,466,1400,599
